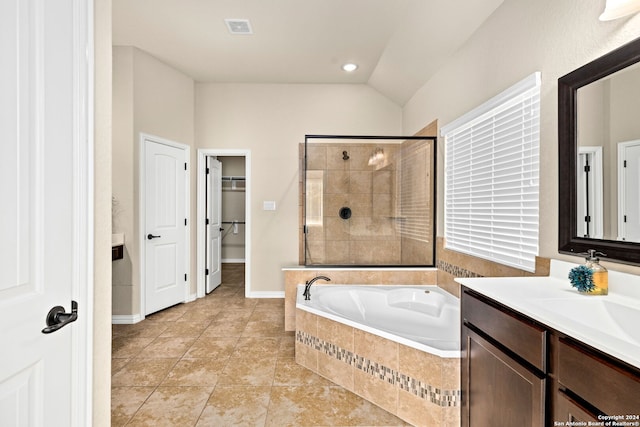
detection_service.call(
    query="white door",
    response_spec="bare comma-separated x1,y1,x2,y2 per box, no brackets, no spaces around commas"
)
144,137,188,315
576,147,603,239
206,158,223,293
618,140,640,242
0,0,91,424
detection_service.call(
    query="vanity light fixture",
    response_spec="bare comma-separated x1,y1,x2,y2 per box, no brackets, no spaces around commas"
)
599,0,640,20
342,63,358,72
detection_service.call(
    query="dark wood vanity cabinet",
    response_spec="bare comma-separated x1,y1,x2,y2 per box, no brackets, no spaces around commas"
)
461,287,547,427
461,286,640,427
553,336,640,421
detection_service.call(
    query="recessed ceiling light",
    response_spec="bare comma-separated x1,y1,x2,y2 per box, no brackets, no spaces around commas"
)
225,19,253,35
342,63,358,72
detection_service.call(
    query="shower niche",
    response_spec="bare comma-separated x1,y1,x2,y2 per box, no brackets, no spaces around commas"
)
302,135,436,266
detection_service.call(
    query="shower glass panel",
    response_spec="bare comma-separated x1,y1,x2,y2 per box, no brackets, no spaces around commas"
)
303,135,436,266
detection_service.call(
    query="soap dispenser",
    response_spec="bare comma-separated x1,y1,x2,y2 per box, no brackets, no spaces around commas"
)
584,250,608,295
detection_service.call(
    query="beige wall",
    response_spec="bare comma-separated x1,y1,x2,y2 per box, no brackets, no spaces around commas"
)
196,83,402,292
402,0,640,275
112,46,196,315
94,0,112,424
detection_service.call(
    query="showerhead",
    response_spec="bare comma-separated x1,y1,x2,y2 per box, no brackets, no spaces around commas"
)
342,151,350,160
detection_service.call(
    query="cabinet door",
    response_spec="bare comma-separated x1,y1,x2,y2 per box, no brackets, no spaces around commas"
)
462,327,545,427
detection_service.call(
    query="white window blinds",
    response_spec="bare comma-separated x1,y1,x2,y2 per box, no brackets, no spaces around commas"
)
441,72,541,272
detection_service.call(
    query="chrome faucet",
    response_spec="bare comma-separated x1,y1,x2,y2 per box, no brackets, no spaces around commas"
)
303,275,331,300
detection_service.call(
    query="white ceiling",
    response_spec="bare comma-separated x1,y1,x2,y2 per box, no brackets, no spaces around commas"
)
112,0,504,106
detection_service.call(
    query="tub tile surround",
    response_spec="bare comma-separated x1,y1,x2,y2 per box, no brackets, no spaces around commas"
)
283,267,438,331
284,242,549,425
296,309,460,426
285,238,550,331
436,237,551,297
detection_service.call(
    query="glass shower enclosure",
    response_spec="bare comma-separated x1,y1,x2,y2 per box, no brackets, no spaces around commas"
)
302,135,436,266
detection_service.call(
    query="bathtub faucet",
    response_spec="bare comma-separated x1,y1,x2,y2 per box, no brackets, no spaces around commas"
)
303,276,331,300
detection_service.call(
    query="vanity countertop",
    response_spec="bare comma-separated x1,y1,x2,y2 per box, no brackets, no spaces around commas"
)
456,259,640,369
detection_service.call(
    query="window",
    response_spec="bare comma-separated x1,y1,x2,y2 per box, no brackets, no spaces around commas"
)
441,72,541,272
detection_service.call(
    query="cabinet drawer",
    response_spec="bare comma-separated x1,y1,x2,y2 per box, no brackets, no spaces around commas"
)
462,289,546,371
558,338,640,415
555,389,599,422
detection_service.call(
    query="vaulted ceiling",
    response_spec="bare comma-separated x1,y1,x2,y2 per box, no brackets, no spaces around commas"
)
113,0,504,105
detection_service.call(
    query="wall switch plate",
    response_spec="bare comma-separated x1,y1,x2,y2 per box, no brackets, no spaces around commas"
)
263,201,276,211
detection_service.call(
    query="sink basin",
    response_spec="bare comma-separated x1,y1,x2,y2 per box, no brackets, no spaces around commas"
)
531,298,640,345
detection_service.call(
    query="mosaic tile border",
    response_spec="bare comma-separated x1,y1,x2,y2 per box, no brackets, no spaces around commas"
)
296,330,460,407
436,260,483,279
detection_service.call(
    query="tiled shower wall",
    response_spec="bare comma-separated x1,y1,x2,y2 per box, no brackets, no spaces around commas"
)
399,138,435,265
300,139,435,266
303,142,402,264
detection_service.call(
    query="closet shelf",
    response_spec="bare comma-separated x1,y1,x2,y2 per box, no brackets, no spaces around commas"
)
222,176,246,191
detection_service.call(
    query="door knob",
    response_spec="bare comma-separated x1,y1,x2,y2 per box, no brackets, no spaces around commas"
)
147,234,161,240
42,301,78,334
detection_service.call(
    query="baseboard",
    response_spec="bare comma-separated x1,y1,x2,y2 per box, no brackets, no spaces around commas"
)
186,293,197,303
245,291,285,298
112,314,144,324
222,258,246,263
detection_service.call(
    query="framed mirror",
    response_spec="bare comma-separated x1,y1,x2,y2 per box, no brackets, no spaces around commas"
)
559,36,640,264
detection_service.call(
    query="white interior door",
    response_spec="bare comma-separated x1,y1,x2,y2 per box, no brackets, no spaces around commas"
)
206,158,223,293
618,140,640,242
0,0,91,424
576,147,603,239
144,137,188,315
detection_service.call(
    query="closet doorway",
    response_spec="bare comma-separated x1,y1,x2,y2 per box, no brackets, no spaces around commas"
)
197,150,251,298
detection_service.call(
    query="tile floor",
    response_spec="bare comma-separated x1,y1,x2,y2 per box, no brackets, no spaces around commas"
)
111,264,410,426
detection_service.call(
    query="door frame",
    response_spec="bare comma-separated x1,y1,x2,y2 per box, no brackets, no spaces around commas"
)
53,0,93,422
197,149,251,298
76,0,94,419
139,133,191,317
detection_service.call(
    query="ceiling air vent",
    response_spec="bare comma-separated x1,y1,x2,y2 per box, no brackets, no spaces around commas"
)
224,19,253,35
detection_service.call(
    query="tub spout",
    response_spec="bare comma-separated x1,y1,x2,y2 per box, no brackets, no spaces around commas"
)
303,276,331,300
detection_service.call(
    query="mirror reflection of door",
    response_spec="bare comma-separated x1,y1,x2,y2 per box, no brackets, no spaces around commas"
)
618,140,640,242
577,147,604,239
